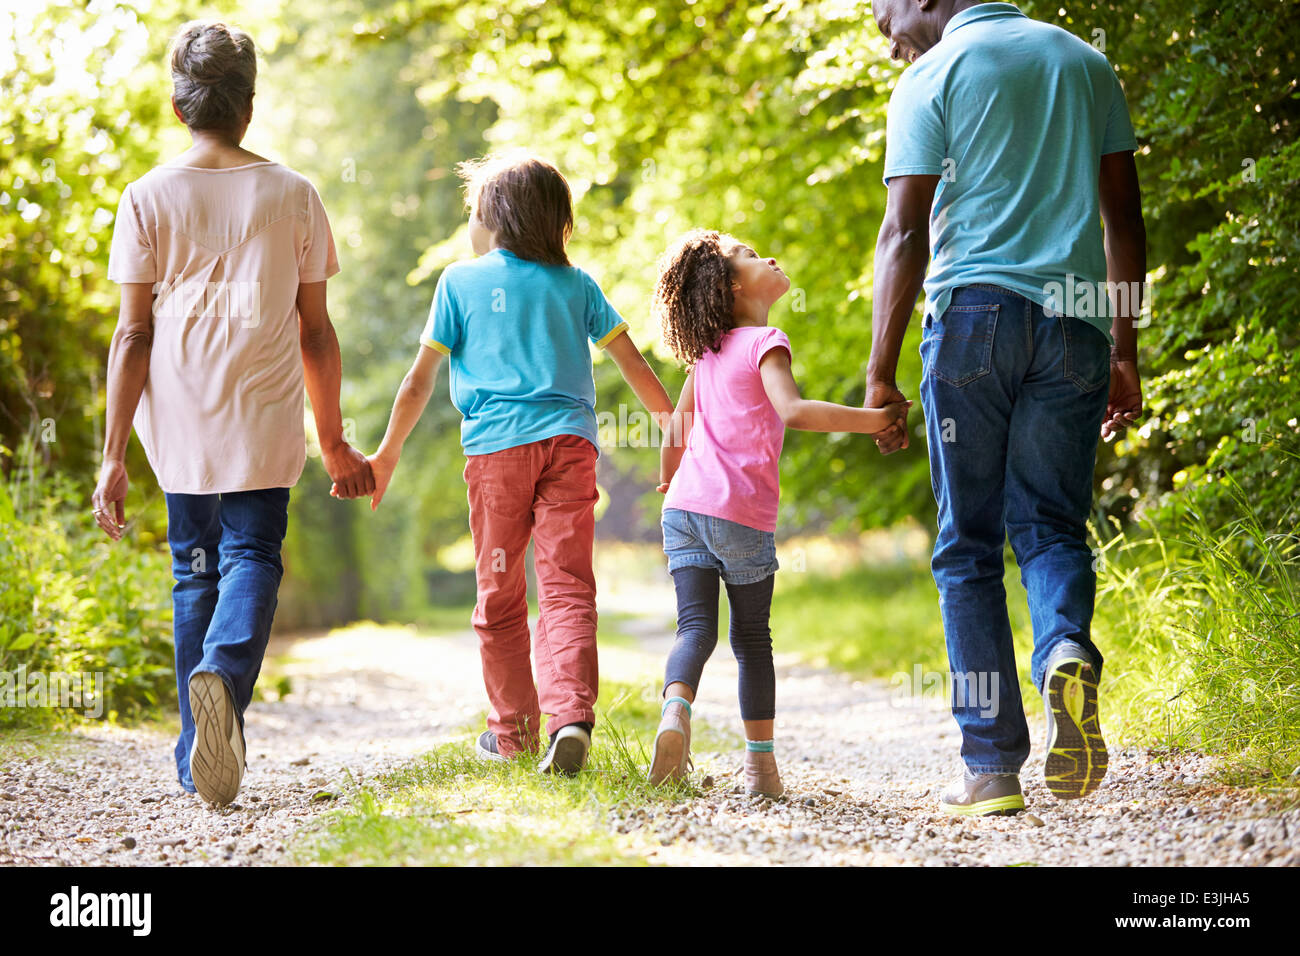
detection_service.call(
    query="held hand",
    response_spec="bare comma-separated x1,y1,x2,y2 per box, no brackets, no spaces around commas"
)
91,459,129,541
322,442,376,500
1101,360,1143,442
366,453,397,511
866,381,910,454
656,481,670,494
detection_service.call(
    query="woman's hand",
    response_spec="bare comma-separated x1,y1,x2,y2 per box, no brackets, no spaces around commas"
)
324,441,375,499
91,459,129,541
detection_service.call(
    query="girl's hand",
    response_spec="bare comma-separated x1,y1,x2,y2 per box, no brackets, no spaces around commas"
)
656,481,670,494
865,399,913,440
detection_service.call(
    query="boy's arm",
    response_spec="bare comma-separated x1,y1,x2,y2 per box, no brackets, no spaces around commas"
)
361,344,444,510
298,280,375,499
658,370,695,493
760,348,910,433
603,330,674,430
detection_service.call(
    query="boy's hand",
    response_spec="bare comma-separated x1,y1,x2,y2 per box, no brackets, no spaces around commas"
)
367,452,397,511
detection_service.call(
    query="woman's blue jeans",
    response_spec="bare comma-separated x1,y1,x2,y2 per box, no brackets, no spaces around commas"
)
164,488,290,792
920,284,1110,775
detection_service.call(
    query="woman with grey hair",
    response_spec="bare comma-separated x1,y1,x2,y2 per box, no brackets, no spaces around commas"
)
91,20,373,806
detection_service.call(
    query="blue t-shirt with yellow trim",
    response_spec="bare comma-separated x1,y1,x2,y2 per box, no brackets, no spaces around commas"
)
420,248,628,456
882,2,1139,341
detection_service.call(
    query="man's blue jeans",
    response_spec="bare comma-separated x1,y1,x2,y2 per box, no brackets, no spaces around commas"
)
165,488,290,792
919,284,1110,775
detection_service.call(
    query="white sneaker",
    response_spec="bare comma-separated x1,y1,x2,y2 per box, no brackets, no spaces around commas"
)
188,671,245,806
538,723,591,776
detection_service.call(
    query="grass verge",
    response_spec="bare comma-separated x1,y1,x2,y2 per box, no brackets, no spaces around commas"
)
293,680,739,866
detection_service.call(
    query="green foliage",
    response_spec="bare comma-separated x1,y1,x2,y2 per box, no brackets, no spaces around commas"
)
0,1,173,482
0,453,174,727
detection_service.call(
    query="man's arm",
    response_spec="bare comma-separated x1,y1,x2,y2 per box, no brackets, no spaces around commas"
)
866,174,938,454
91,282,154,540
1099,150,1146,441
297,280,375,498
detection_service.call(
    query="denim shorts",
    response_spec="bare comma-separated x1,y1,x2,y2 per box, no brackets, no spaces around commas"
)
662,508,779,585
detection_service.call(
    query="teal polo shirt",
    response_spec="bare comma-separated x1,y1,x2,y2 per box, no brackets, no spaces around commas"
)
420,248,629,456
882,2,1139,340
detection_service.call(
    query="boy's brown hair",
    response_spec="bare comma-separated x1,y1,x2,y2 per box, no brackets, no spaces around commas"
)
456,151,573,267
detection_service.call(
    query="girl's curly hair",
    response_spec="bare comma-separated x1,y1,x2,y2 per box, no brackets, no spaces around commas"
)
652,229,742,368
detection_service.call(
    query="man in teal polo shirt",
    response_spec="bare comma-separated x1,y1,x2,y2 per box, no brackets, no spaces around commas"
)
863,1,1148,815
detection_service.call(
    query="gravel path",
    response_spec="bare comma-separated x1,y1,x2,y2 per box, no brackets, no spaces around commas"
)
3,587,1296,866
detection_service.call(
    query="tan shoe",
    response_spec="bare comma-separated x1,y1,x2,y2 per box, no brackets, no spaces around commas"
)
744,748,783,798
648,697,692,785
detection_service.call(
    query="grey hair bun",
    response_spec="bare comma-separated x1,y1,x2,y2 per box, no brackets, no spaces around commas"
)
169,21,257,131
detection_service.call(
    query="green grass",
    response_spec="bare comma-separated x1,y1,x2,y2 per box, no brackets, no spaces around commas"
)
294,680,739,866
770,557,1042,714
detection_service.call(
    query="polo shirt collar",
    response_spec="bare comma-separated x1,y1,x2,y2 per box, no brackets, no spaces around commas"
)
943,2,1026,40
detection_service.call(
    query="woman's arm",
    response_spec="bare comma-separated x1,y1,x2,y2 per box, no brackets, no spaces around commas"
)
298,280,375,499
91,282,154,540
364,344,444,510
759,348,910,433
658,370,695,493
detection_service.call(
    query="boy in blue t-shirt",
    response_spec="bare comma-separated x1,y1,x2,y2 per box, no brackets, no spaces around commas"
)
347,152,673,774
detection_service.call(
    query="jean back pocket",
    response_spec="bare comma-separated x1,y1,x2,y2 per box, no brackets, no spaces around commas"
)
924,302,1000,387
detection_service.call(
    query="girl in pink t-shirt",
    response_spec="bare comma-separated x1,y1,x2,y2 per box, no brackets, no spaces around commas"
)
650,229,909,797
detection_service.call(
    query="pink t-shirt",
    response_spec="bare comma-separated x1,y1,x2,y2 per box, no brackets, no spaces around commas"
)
663,326,790,533
107,161,339,494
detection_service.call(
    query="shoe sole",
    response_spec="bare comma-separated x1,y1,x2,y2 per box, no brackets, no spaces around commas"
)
939,793,1025,816
1044,659,1108,800
188,672,243,806
648,728,686,785
539,732,588,776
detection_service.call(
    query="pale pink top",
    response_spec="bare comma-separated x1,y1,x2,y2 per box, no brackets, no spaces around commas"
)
663,326,791,533
107,161,339,494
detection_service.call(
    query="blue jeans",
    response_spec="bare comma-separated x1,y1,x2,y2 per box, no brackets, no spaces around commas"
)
662,508,778,720
920,284,1110,775
165,488,290,792
662,508,778,585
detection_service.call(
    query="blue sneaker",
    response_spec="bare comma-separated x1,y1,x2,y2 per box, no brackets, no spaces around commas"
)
1042,642,1108,799
475,730,508,763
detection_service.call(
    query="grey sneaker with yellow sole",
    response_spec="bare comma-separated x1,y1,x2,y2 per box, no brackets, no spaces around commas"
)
939,770,1024,816
1042,642,1108,799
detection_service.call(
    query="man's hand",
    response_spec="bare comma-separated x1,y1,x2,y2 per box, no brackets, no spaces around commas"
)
1102,359,1142,442
866,380,910,454
323,442,375,499
92,459,129,541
